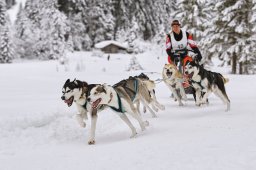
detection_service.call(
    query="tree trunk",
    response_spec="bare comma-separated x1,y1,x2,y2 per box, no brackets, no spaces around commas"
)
244,56,249,74
232,52,237,74
239,62,243,74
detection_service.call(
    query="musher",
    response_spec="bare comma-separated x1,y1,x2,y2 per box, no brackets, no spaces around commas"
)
166,19,203,71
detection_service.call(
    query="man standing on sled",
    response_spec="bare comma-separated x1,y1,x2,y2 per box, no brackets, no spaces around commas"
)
165,19,203,89
165,19,203,69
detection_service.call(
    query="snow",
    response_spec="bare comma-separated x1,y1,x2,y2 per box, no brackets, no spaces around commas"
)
7,0,27,24
95,40,128,49
1,48,256,170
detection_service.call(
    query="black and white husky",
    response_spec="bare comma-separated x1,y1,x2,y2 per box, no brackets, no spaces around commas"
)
88,83,149,139
61,79,105,144
184,61,230,111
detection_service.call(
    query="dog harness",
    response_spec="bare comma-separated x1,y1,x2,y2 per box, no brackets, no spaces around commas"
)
109,92,124,113
113,78,138,102
189,79,204,90
132,79,138,101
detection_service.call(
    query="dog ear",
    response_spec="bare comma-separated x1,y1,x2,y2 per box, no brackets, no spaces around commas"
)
95,84,107,94
102,83,107,93
75,80,84,87
73,78,78,85
102,86,107,94
65,79,70,84
83,81,88,87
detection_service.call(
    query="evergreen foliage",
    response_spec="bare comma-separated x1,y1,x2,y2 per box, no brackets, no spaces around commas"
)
6,0,256,74
0,0,13,63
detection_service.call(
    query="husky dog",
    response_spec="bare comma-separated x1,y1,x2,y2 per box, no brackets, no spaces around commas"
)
87,83,149,139
114,74,164,117
162,63,191,106
134,73,165,114
61,79,106,144
184,61,230,111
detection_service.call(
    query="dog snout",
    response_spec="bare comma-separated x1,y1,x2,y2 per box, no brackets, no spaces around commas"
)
166,70,172,76
61,96,65,100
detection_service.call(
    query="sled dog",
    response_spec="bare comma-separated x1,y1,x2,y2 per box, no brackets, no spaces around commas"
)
162,63,190,106
61,79,106,144
87,83,149,139
135,73,165,113
114,74,165,117
184,61,230,111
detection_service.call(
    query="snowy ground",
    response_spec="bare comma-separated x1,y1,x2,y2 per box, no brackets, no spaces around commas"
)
0,49,256,170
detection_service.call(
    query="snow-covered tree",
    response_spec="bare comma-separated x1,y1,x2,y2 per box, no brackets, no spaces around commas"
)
245,0,256,74
0,0,13,63
15,0,72,60
14,3,32,58
87,0,115,45
5,0,15,9
172,0,203,40
35,0,72,60
206,0,253,74
0,26,13,63
126,55,143,71
0,0,6,25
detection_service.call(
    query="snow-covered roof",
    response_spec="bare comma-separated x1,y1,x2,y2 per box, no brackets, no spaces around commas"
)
94,40,128,49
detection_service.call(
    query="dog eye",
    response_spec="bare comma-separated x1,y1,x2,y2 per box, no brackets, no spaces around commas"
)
94,92,97,95
67,90,71,93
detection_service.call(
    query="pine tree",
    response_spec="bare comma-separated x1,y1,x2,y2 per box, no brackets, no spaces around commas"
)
87,0,115,45
172,0,202,39
0,0,13,63
245,0,256,74
0,0,6,26
208,0,253,74
15,0,72,60
5,0,16,9
126,55,143,71
14,0,40,59
36,0,72,60
0,26,13,63
198,1,217,65
14,3,31,58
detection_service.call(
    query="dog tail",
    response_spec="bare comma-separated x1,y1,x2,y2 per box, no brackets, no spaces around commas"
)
144,80,156,91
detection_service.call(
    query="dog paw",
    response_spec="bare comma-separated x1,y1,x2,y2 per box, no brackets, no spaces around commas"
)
130,131,137,138
200,101,208,106
179,102,184,106
80,122,86,128
152,114,157,118
143,107,147,113
88,139,95,145
159,105,165,110
76,115,86,128
153,108,159,112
